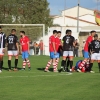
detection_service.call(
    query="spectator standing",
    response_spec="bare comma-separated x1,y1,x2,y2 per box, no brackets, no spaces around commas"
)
29,40,34,55
39,40,44,55
74,39,79,57
82,40,85,57
35,43,39,55
33,42,36,55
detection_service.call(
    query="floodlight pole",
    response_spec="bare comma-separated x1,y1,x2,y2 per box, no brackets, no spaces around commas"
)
97,0,99,10
64,0,66,25
43,24,45,55
77,0,80,33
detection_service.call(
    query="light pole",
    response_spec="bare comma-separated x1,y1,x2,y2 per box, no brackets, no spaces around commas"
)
97,0,100,10
64,0,66,25
77,0,80,33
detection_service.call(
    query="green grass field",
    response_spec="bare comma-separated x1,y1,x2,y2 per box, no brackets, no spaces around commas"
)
0,56,100,100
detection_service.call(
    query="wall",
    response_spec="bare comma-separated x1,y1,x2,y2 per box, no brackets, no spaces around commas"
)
53,16,97,27
61,6,94,17
79,15,95,23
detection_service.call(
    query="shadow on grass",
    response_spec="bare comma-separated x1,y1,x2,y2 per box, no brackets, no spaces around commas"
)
2,67,22,71
2,67,9,71
37,68,54,72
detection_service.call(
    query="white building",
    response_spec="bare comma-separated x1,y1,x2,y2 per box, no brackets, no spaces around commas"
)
43,6,100,56
53,6,96,27
61,6,94,17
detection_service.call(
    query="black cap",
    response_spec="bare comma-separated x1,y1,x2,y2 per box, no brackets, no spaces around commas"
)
94,34,98,37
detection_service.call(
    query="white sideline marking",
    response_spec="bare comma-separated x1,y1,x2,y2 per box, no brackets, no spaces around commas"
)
0,73,72,78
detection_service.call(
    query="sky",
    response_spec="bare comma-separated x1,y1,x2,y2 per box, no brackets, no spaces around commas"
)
47,0,100,15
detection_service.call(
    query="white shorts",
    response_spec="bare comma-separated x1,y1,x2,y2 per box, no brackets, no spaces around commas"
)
63,51,73,57
8,50,18,56
0,48,4,56
91,53,100,60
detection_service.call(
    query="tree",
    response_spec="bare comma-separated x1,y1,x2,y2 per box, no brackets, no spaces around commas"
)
0,0,13,23
0,0,52,28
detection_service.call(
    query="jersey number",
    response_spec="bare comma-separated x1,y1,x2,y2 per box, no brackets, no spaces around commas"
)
66,39,69,44
9,38,13,44
95,42,100,48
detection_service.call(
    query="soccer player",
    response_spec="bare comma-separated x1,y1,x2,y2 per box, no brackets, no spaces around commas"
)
0,26,6,72
65,30,75,72
79,31,96,72
73,59,90,72
20,31,31,70
55,31,61,69
89,34,100,73
59,29,75,72
44,30,58,72
7,29,19,71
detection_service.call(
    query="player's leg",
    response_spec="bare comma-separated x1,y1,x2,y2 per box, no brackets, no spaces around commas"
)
14,51,19,71
69,51,74,72
26,58,31,70
55,58,59,70
8,56,12,71
0,56,3,72
44,59,52,72
79,51,89,69
85,58,90,72
24,51,31,70
49,52,57,72
97,53,100,72
89,53,95,73
22,52,26,70
53,53,60,72
66,57,70,72
59,51,68,72
44,52,53,72
0,49,4,72
75,60,82,72
52,56,57,72
1,60,3,69
0,49,4,69
8,51,12,71
98,61,100,72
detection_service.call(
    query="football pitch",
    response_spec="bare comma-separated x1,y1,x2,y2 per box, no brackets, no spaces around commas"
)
0,56,100,100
